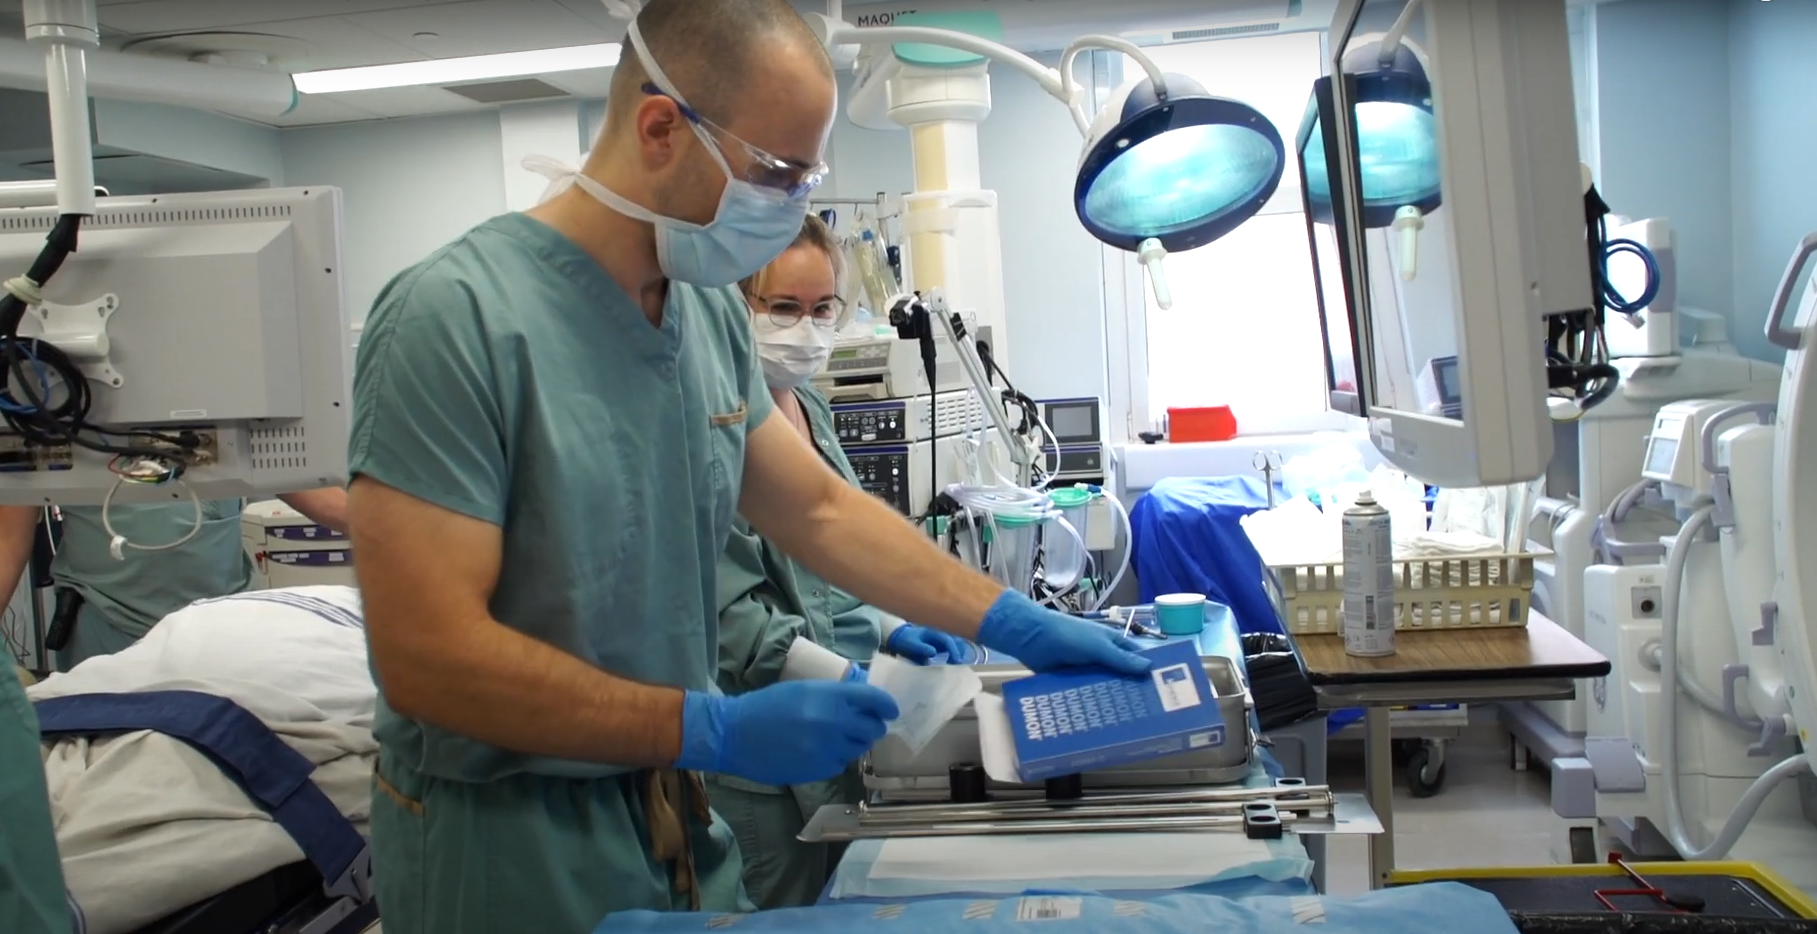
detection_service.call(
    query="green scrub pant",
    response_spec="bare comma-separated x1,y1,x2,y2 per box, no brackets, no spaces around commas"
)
1,669,70,934
705,769,862,909
53,605,138,673
371,757,750,934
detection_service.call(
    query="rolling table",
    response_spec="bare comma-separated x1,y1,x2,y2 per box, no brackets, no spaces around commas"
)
1290,611,1611,889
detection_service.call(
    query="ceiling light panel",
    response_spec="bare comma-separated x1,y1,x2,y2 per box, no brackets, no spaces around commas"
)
293,43,620,94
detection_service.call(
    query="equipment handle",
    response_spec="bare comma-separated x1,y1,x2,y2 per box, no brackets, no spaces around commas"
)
1764,232,1817,350
1699,401,1777,478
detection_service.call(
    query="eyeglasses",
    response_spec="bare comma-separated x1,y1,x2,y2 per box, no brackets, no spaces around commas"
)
755,296,844,329
643,84,828,198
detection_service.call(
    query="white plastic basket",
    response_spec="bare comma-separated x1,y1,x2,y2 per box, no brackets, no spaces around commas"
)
1266,553,1538,634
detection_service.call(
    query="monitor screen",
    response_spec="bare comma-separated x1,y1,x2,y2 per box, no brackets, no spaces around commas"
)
1435,358,1458,400
1049,404,1095,442
1298,80,1362,416
1337,0,1464,426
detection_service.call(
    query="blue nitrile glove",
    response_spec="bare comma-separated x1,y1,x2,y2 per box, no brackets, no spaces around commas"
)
844,663,869,683
976,590,1152,676
885,623,969,664
676,681,899,786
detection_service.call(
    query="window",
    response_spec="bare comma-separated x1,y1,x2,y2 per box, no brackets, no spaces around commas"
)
1565,4,1599,172
1104,31,1348,441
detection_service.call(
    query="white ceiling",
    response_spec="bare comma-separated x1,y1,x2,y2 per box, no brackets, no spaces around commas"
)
0,0,1339,129
0,0,633,126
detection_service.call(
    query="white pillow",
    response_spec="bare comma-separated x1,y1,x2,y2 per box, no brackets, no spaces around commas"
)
29,586,374,728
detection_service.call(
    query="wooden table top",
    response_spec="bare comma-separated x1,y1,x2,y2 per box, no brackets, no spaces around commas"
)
1292,612,1611,686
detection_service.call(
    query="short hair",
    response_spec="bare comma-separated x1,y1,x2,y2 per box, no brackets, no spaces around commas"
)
606,0,830,131
740,214,845,298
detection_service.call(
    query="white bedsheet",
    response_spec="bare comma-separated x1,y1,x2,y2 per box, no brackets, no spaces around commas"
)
28,585,376,934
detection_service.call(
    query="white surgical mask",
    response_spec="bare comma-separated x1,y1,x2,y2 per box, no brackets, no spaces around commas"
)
752,314,835,388
522,22,810,288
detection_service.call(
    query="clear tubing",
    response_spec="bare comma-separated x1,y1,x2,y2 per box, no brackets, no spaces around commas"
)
1092,493,1134,612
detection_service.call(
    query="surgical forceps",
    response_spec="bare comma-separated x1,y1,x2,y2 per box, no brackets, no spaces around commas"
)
1253,450,1282,507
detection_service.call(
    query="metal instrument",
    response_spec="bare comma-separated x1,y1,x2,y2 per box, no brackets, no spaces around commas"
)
1254,449,1282,507
801,780,1384,842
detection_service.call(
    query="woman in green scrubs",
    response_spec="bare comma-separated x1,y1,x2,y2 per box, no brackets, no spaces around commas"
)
0,491,345,673
707,216,964,908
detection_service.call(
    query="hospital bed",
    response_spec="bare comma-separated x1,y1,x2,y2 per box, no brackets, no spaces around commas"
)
27,586,378,934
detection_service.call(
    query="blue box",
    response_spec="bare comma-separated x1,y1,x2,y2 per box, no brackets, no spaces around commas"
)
1000,640,1227,782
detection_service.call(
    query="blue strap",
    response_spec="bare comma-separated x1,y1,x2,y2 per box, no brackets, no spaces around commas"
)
34,690,364,889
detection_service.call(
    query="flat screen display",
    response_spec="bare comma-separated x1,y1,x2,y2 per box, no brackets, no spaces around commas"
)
1298,80,1363,416
1047,403,1097,443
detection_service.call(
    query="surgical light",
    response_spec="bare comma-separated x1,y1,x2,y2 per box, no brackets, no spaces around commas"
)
809,16,1284,310
1301,36,1440,230
292,43,622,95
1076,74,1285,254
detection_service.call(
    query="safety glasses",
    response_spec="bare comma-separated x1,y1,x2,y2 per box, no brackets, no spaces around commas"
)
753,295,844,329
643,84,828,199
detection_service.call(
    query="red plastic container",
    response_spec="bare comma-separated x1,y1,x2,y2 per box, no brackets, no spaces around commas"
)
1166,405,1239,443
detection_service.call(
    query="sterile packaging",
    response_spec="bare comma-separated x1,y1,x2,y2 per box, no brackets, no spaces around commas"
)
1240,497,1342,566
780,637,858,682
868,654,984,756
994,641,1228,782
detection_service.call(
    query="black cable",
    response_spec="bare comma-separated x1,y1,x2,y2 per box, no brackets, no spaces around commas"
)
0,214,199,464
912,308,938,524
976,340,1060,478
1540,183,1623,416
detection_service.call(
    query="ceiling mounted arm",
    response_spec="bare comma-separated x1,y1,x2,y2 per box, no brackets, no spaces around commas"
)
818,20,1167,138
1378,0,1425,68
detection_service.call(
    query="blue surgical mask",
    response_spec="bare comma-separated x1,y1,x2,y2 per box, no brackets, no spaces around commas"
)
522,23,812,288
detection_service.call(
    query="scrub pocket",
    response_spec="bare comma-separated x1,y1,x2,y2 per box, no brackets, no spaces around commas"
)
707,402,750,528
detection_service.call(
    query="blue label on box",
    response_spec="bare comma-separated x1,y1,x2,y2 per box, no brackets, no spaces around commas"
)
1000,640,1225,781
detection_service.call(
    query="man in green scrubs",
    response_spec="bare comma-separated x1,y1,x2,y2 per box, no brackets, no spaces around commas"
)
347,2,1148,932
0,492,346,671
709,217,969,907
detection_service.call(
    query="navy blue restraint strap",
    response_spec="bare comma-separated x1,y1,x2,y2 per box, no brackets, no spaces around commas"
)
34,690,364,887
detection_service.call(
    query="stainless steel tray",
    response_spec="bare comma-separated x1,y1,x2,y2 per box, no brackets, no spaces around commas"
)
800,787,1383,842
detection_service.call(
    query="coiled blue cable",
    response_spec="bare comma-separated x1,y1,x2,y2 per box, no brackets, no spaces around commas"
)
1602,236,1661,316
0,338,52,415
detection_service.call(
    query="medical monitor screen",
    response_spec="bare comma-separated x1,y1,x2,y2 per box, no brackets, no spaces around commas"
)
1335,0,1463,426
1049,405,1095,442
1298,79,1362,416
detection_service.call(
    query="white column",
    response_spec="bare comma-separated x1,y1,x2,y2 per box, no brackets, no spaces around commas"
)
498,100,584,212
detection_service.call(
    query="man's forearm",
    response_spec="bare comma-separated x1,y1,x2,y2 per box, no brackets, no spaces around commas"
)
278,489,349,534
0,507,40,611
374,610,686,767
775,483,1002,639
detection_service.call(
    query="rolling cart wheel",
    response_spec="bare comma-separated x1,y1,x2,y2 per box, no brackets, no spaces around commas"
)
1407,745,1446,798
1567,826,1599,864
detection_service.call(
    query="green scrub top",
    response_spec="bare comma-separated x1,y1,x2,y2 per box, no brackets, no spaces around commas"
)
51,501,250,663
350,212,774,784
716,384,884,695
0,670,70,934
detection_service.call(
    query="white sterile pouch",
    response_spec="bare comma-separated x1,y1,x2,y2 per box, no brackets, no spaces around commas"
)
868,654,984,756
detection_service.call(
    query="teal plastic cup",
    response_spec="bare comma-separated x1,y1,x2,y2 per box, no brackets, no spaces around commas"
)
1154,593,1207,636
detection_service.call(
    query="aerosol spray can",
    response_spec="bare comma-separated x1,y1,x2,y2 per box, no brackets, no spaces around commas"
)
1342,490,1396,657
